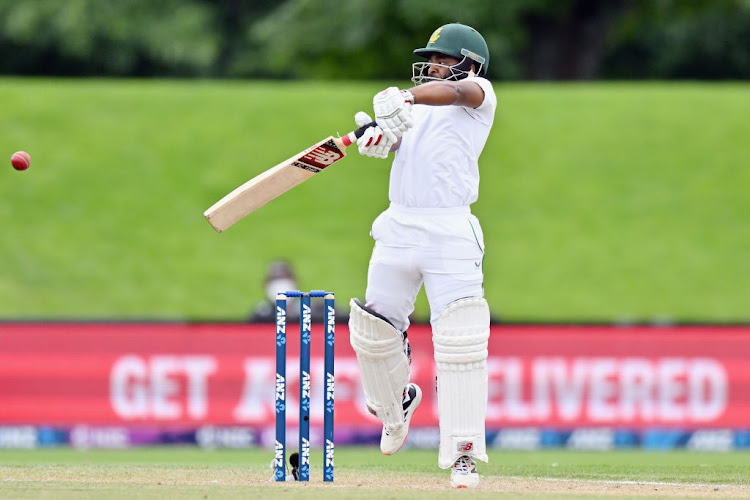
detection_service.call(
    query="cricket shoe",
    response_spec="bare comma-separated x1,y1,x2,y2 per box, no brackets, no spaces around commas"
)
380,383,422,455
450,455,479,489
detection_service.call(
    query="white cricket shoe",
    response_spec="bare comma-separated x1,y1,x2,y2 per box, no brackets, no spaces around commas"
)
380,383,422,455
450,455,479,489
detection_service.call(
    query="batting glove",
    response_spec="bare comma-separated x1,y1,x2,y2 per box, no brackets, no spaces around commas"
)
354,111,396,159
373,87,414,138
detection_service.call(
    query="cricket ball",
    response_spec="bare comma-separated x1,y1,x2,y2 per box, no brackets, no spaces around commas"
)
11,151,31,171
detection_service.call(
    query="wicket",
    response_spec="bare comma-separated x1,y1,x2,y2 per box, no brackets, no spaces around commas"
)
274,290,335,482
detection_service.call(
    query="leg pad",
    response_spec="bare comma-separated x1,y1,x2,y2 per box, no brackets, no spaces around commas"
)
433,297,490,468
349,298,410,429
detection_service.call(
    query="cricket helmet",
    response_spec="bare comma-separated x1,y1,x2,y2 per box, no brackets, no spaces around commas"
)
412,23,489,84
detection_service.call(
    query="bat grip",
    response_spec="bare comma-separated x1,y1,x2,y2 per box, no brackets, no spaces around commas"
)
341,121,377,147
353,120,377,139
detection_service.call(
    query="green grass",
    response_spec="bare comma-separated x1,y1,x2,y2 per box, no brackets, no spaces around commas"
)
0,447,749,499
0,79,748,322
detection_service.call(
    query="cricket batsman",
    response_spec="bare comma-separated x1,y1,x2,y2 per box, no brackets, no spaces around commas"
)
348,23,496,488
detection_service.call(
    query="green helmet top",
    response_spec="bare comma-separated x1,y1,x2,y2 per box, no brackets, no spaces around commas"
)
413,23,489,77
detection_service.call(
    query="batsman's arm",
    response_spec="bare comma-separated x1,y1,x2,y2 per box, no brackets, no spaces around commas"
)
408,80,485,108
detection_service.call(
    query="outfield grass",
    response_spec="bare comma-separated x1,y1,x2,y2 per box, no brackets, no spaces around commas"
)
0,447,749,499
0,79,747,322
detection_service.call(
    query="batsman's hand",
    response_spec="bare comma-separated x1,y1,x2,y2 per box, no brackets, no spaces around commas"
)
355,111,396,159
373,87,414,138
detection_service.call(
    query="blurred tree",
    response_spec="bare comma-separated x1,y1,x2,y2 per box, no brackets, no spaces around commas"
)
198,0,278,77
0,0,748,79
0,0,221,76
602,0,750,79
520,0,629,80
245,0,533,80
246,0,750,80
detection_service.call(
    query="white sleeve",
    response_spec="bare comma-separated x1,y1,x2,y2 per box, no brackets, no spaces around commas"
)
464,76,497,125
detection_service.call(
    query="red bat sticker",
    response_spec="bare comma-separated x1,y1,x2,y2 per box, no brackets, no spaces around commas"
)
299,141,344,170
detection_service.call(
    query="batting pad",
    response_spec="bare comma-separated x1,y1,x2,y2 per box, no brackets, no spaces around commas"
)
433,297,490,468
348,298,410,430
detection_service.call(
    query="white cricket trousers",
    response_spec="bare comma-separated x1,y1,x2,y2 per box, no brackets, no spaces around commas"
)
364,203,486,332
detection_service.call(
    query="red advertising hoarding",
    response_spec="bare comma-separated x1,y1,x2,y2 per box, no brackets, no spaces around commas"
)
1,323,748,430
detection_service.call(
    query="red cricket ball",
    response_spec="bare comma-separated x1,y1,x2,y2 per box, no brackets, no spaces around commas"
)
11,151,30,171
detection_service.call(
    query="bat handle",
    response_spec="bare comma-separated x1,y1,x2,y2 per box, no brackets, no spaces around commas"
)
341,121,377,147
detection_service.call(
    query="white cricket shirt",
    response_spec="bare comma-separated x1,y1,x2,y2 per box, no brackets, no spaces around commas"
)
389,76,496,208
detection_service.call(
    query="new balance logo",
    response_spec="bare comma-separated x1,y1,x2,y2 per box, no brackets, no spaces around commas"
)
457,441,474,452
301,145,343,168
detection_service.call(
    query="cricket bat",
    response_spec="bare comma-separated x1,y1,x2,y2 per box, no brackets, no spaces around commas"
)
204,121,375,232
